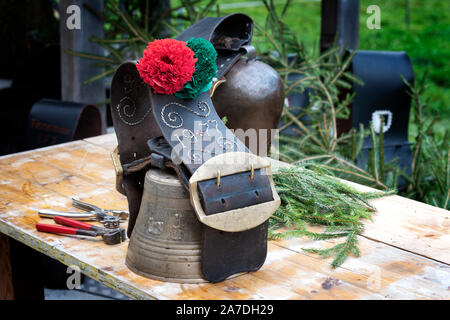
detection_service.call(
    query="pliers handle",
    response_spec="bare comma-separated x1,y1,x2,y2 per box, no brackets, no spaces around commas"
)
54,216,105,233
36,216,99,237
38,209,96,220
36,216,126,245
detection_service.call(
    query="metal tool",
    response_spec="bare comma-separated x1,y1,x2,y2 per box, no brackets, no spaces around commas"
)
36,216,126,245
72,198,129,220
38,198,129,229
38,208,121,229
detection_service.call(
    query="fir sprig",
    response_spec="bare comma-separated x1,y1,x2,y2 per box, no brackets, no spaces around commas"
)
270,165,393,268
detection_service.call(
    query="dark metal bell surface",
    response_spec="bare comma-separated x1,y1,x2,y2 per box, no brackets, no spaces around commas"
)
212,58,284,156
126,168,206,283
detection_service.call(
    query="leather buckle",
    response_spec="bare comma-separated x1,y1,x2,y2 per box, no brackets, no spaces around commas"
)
111,146,125,195
189,152,280,232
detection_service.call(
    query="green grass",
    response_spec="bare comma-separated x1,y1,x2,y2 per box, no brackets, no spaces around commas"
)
173,0,449,137
359,0,450,139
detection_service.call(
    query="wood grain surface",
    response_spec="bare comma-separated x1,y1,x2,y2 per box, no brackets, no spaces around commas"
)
0,134,448,300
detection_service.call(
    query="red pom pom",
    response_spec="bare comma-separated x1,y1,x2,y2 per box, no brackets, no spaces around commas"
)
136,39,197,95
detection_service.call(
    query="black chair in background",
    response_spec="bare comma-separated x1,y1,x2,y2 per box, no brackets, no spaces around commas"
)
350,50,414,188
279,50,414,189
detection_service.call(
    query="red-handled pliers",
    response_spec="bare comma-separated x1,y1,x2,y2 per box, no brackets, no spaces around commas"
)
36,216,126,245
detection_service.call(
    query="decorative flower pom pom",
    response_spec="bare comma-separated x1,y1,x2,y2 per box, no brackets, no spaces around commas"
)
175,37,218,99
136,39,197,95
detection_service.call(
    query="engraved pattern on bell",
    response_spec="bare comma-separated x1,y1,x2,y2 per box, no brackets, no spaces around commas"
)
126,168,206,283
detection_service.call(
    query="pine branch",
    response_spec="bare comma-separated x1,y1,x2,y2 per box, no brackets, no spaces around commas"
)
270,165,392,268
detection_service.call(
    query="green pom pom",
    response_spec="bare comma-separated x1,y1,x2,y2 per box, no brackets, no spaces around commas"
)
175,38,217,99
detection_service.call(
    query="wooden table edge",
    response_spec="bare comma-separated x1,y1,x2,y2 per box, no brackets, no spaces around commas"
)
0,219,157,300
0,134,448,299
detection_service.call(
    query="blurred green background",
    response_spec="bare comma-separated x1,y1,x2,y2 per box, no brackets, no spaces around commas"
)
173,0,449,137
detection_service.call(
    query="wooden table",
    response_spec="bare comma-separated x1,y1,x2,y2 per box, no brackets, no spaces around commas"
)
0,134,449,300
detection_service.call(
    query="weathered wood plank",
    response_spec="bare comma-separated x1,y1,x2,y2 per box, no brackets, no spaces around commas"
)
268,158,450,266
0,134,448,300
84,133,118,152
363,196,450,265
0,151,382,299
0,219,386,300
60,0,106,131
274,235,450,299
